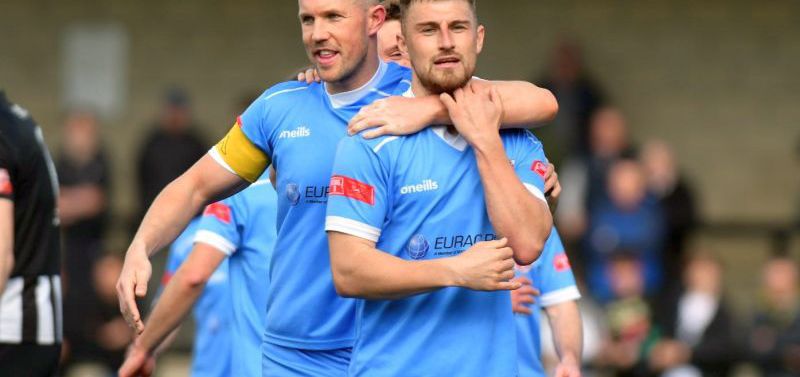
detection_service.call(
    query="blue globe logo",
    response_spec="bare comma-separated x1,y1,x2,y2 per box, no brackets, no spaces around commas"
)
286,183,301,206
406,234,429,260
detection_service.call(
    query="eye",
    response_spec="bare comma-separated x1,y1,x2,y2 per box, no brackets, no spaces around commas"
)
301,16,314,26
328,14,344,22
421,27,435,35
452,24,468,32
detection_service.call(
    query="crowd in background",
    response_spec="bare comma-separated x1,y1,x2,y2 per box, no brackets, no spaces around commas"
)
53,40,800,377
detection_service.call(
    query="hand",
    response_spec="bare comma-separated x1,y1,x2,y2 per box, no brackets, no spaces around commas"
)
445,238,521,291
296,67,320,84
649,340,690,370
544,162,561,213
440,82,504,148
510,276,540,315
554,356,582,377
116,244,152,334
347,96,436,139
119,341,157,377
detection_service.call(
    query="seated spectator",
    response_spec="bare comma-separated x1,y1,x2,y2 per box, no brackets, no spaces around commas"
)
641,140,698,290
595,253,656,377
649,252,739,377
748,256,800,376
584,159,664,301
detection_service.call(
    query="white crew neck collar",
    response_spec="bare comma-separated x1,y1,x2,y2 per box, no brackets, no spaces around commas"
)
326,59,388,109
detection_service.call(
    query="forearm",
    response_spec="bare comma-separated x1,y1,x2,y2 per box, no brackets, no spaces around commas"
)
329,234,453,300
425,81,558,127
137,269,206,353
473,138,552,264
546,301,583,364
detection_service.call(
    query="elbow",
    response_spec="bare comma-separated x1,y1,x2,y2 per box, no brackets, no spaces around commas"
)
331,268,362,298
513,239,545,266
180,269,210,290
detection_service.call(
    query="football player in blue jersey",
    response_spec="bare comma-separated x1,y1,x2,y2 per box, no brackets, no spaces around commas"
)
513,229,582,377
134,217,233,377
325,0,557,375
117,1,559,375
119,175,277,377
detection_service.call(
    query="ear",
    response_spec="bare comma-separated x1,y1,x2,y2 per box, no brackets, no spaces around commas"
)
397,29,408,56
367,4,386,36
475,24,485,55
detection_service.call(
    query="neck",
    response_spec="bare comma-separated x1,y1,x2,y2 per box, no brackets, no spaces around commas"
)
410,72,432,98
325,44,382,95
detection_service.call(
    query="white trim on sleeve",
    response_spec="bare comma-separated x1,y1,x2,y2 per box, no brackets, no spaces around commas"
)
325,216,381,242
194,230,237,256
539,286,581,307
523,183,547,204
208,147,237,175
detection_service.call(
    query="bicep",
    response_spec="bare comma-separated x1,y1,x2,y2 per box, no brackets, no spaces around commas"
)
328,231,377,270
190,154,250,204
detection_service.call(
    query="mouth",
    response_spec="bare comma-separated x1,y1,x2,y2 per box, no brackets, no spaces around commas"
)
433,55,461,69
314,48,340,67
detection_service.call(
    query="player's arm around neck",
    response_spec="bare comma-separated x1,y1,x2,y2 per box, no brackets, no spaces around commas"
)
545,300,583,376
347,80,557,138
328,233,521,300
0,199,14,294
441,84,552,265
118,155,247,333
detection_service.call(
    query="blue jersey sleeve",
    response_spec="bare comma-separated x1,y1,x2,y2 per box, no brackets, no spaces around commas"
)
508,130,549,204
325,137,390,242
534,229,581,307
194,198,242,256
239,82,309,158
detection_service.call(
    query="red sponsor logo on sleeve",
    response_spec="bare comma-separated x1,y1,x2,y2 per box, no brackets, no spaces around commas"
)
203,202,232,224
531,161,548,179
0,169,12,196
553,253,571,272
329,175,375,206
236,116,243,128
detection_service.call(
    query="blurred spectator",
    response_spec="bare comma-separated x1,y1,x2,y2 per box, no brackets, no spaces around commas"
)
640,140,698,290
538,38,605,162
556,106,637,243
136,88,207,225
649,252,739,377
584,159,664,302
595,253,656,377
63,254,131,376
56,110,113,372
747,256,800,376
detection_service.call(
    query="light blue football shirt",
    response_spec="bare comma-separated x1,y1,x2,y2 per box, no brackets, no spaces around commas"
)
225,60,411,349
325,115,551,376
514,228,581,377
162,218,232,377
193,174,278,377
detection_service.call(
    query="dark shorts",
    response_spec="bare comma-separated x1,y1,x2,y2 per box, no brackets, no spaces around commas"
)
0,343,61,377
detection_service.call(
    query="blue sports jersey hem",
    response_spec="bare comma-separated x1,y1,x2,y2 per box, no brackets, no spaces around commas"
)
262,332,355,351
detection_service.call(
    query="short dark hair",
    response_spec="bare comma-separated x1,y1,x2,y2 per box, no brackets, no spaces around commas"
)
382,0,402,21
398,0,477,23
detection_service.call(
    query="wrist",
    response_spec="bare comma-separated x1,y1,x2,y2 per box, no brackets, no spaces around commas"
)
471,133,505,158
427,95,450,125
434,258,463,288
132,336,154,356
560,351,580,366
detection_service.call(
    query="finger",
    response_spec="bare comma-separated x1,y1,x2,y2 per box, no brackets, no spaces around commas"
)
297,72,306,82
497,246,514,259
347,111,367,132
350,117,387,135
517,276,532,286
313,69,321,83
499,259,515,272
480,237,508,249
305,69,316,84
439,92,457,113
513,305,533,315
518,295,536,304
500,269,515,281
497,280,522,290
362,126,390,139
550,180,562,199
530,287,541,296
517,286,537,295
134,270,149,298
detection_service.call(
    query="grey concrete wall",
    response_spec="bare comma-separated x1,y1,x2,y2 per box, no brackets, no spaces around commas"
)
1,0,798,238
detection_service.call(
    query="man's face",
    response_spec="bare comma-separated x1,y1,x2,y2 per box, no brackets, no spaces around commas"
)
378,20,409,67
400,0,484,94
299,0,378,84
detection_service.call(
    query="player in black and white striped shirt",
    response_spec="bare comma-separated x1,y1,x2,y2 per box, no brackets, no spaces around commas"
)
0,90,62,376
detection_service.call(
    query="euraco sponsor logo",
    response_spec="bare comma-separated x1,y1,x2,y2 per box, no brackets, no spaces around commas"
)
399,179,439,195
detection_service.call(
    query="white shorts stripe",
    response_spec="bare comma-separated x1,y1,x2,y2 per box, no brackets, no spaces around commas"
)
36,276,55,345
0,277,23,343
51,276,63,342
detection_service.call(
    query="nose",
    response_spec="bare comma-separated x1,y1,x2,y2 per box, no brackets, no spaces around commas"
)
311,21,330,43
438,25,455,51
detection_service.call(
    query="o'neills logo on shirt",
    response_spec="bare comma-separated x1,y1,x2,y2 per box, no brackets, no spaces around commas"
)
279,126,311,139
400,179,439,195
